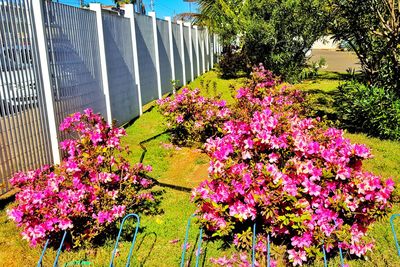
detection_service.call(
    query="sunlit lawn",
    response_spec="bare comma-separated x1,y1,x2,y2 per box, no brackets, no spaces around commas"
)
0,71,399,266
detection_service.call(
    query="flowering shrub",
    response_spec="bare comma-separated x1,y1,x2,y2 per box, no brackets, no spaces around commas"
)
157,88,231,146
8,109,160,247
210,252,278,267
233,64,305,121
192,72,395,265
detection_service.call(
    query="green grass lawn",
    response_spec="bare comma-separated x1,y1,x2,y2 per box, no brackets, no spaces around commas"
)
0,70,399,266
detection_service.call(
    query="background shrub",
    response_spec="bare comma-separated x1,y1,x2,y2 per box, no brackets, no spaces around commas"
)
217,45,250,79
336,81,400,140
157,88,231,146
7,109,161,248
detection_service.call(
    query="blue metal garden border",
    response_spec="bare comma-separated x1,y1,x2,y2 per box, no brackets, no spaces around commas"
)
37,213,140,267
180,215,349,266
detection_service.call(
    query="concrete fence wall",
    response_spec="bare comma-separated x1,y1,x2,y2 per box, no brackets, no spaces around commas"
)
0,0,221,195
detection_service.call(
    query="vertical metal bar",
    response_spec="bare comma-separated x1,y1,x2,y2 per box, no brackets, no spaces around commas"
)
180,214,195,267
252,223,256,267
109,213,140,267
195,228,203,267
322,244,328,267
390,214,400,256
37,238,50,267
267,234,270,267
53,230,67,267
338,245,344,267
45,2,60,105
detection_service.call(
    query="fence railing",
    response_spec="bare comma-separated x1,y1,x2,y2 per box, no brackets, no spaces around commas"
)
0,0,221,195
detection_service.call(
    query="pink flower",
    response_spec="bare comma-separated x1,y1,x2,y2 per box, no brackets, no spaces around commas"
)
58,219,73,230
7,208,24,223
288,249,307,266
176,115,184,123
111,205,126,218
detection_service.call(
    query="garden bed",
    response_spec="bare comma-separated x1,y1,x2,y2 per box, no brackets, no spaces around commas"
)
0,71,399,266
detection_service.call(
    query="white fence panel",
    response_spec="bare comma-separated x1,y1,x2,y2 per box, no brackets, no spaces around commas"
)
102,12,139,126
135,13,158,105
183,25,191,83
156,18,172,95
0,0,53,193
191,27,198,79
199,28,206,74
171,22,183,87
44,2,107,139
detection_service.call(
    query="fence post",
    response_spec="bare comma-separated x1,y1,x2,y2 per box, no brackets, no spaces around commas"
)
185,22,194,82
194,25,200,77
205,27,210,71
90,3,112,124
125,4,143,115
178,20,186,85
165,16,175,93
201,29,206,74
149,12,162,99
32,0,60,164
211,33,215,68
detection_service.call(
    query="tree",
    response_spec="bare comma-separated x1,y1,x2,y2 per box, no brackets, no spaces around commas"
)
114,0,146,14
196,0,331,81
330,0,400,94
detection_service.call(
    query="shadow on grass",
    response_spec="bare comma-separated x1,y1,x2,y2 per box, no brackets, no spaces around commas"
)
0,193,15,211
139,131,194,194
135,232,157,266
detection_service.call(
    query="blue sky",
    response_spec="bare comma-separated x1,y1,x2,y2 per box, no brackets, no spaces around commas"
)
60,0,198,19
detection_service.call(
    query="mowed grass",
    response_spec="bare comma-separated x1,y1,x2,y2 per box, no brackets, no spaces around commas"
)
0,70,399,266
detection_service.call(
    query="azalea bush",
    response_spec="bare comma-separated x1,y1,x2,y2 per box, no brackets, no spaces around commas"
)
8,109,160,248
191,69,395,266
157,88,231,146
233,64,305,121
